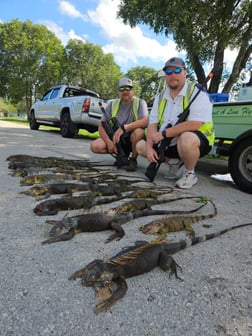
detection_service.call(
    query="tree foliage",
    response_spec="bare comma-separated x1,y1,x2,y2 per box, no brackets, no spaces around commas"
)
0,19,65,111
126,66,160,105
64,39,122,99
0,20,123,110
118,0,252,93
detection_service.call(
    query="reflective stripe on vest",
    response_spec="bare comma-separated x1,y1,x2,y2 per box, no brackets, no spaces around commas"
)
111,97,140,122
157,82,214,146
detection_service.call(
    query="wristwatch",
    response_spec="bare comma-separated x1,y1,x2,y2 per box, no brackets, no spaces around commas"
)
162,129,167,138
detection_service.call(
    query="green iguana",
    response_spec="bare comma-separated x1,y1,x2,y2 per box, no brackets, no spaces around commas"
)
69,222,252,313
139,199,217,241
33,187,185,216
21,180,131,199
41,199,207,244
33,193,127,216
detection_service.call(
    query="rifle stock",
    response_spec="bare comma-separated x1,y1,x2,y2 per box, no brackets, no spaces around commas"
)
99,103,129,168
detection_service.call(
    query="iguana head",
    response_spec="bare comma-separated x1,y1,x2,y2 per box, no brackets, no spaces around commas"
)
139,222,163,234
81,262,114,287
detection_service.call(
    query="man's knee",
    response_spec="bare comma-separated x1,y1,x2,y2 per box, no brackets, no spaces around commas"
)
136,139,146,156
90,138,106,153
131,128,145,142
178,132,200,149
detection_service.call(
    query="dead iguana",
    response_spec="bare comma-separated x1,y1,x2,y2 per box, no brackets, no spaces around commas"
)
22,180,131,200
33,187,179,216
139,199,217,241
41,198,207,244
33,192,128,216
69,222,252,313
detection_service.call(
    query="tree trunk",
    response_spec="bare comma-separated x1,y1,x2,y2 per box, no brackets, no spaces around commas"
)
208,43,224,93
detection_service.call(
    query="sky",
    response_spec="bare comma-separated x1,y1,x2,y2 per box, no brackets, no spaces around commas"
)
1,0,237,74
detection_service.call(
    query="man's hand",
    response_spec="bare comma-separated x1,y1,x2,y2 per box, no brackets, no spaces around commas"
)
151,131,164,145
146,146,159,163
107,139,117,154
113,128,124,144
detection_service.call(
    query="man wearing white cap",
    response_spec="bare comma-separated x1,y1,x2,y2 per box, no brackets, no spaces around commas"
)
136,57,214,188
90,77,148,171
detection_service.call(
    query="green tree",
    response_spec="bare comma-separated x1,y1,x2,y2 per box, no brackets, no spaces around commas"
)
64,39,122,99
0,19,65,111
0,97,17,117
118,0,252,93
126,66,159,105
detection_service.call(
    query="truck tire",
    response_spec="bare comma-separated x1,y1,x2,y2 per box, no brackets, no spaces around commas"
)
228,137,252,194
60,111,76,138
29,111,40,130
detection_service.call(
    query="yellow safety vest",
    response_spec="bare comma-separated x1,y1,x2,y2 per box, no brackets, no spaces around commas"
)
157,82,215,146
111,97,140,123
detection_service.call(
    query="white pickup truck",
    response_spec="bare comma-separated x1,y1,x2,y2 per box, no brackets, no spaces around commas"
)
28,84,107,137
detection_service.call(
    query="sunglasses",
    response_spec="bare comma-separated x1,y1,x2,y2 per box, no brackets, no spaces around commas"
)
165,67,183,76
118,86,132,92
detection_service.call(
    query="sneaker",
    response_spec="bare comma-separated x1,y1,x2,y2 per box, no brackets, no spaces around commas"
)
126,158,137,171
175,171,198,189
164,159,184,180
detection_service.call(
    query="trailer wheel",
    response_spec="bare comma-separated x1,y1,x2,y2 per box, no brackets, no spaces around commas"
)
229,137,252,194
60,111,76,138
29,111,40,130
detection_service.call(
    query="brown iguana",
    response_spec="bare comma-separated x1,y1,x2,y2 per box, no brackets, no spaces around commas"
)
69,222,252,313
41,199,207,244
139,199,217,240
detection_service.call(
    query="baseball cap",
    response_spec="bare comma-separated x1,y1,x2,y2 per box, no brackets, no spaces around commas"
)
118,77,133,87
162,57,186,70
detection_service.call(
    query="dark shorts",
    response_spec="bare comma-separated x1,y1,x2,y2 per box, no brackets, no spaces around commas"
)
164,131,211,159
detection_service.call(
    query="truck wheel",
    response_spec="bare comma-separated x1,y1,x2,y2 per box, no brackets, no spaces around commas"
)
229,138,252,194
60,111,76,138
29,111,39,130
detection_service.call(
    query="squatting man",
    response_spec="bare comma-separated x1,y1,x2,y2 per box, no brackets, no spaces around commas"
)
90,77,148,171
136,57,215,189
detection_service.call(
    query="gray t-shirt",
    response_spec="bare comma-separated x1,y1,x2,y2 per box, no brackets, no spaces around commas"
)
101,98,148,124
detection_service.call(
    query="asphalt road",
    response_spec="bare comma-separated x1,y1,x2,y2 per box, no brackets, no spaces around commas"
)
0,120,251,336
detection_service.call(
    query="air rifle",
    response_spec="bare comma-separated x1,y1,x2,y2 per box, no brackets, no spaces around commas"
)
99,102,129,168
145,65,217,182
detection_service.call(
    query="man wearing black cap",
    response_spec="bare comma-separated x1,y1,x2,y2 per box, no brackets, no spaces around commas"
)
90,77,148,171
136,57,214,188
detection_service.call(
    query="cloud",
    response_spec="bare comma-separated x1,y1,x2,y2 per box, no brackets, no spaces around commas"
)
58,0,88,21
40,20,87,46
224,48,238,71
87,0,181,67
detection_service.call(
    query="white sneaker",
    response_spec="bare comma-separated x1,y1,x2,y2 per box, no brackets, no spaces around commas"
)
175,171,198,189
164,159,184,180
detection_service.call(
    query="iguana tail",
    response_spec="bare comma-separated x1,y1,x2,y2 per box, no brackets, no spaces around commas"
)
162,222,251,256
180,222,252,250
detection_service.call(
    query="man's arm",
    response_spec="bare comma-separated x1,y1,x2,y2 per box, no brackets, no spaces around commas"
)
153,120,203,145
124,115,149,132
98,121,117,154
146,123,160,163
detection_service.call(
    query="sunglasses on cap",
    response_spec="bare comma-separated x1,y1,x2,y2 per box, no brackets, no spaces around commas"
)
118,86,132,92
165,67,184,76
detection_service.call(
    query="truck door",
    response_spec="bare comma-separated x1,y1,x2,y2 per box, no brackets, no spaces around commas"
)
44,87,61,121
36,89,53,119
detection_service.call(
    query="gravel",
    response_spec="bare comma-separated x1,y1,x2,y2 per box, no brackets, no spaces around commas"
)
0,120,251,336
